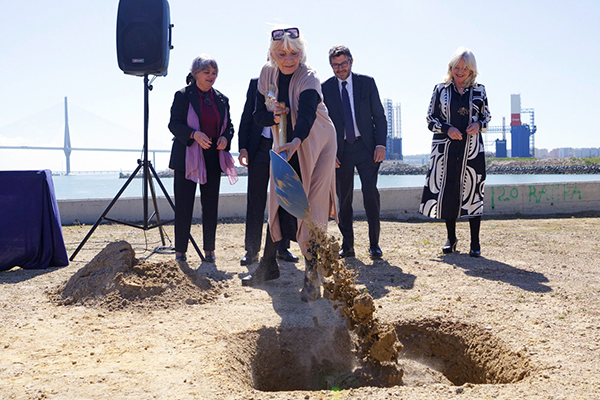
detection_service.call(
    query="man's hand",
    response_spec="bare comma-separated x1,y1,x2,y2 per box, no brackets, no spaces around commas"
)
374,146,385,163
238,149,249,167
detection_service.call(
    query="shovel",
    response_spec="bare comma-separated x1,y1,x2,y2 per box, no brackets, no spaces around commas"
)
270,101,310,220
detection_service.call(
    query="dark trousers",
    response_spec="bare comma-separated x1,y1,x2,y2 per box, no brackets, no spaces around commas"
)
174,145,221,253
244,136,289,255
445,216,481,250
336,138,381,251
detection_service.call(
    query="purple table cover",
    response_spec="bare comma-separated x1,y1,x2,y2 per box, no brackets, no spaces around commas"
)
0,170,69,271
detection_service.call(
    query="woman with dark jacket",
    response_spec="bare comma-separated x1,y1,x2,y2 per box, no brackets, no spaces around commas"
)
168,54,236,263
419,47,491,257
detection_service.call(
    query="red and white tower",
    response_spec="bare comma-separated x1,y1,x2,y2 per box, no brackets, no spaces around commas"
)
510,94,521,126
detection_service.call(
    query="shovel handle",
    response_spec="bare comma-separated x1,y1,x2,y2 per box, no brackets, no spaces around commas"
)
276,102,288,161
278,101,287,145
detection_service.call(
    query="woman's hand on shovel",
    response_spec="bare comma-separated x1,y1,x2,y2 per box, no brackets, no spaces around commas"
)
276,137,301,161
273,103,289,124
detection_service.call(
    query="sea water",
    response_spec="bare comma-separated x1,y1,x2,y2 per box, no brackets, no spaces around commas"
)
50,173,600,200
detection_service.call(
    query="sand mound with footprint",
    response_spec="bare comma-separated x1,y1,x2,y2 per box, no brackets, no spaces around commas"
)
50,241,223,311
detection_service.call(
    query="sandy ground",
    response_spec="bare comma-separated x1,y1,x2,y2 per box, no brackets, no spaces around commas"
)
1,214,600,400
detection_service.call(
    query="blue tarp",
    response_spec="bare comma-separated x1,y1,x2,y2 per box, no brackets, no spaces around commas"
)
0,170,69,271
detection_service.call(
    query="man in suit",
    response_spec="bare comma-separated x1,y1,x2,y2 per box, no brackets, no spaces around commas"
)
322,45,387,260
238,78,298,266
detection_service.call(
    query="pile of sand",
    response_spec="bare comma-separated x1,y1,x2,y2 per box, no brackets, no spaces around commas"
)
50,241,222,311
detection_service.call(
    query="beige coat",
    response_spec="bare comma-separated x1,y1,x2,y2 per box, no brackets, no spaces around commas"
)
258,62,337,254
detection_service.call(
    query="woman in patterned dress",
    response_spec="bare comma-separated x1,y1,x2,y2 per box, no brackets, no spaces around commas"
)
419,47,491,257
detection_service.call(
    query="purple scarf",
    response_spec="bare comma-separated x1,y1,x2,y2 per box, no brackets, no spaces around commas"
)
185,103,238,185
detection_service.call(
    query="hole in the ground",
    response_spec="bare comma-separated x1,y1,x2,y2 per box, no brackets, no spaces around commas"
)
396,318,532,386
224,318,533,392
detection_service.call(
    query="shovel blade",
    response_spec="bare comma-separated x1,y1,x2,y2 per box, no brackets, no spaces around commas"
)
270,150,310,220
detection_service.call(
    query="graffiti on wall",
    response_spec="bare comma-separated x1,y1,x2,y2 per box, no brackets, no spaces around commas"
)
490,183,582,209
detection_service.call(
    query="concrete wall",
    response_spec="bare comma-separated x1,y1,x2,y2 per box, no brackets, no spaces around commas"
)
57,181,600,225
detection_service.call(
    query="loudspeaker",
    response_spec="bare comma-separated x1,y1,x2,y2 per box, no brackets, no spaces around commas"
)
116,0,172,76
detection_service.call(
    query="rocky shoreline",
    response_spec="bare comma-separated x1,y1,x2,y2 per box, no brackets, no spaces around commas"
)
380,158,600,175
484,158,600,175
120,158,600,179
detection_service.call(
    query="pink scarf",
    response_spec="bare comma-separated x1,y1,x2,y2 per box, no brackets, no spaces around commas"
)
185,103,238,185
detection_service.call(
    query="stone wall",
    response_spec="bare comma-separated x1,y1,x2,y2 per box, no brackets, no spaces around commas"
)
58,181,600,225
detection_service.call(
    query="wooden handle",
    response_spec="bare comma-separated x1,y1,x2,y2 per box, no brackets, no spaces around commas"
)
278,101,287,146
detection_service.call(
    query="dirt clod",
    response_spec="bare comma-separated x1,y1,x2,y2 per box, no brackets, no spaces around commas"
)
307,222,404,383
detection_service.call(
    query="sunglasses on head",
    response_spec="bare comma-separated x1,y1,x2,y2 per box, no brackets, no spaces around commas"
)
271,27,300,41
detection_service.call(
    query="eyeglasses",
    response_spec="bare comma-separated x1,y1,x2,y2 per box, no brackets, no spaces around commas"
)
201,91,212,106
271,27,300,41
330,59,351,69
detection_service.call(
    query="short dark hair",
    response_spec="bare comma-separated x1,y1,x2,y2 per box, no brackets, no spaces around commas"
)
328,45,352,62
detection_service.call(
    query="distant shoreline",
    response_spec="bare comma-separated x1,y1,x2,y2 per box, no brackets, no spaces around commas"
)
118,158,600,179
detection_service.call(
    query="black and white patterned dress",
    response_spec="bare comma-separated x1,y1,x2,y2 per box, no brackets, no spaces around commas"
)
419,82,491,220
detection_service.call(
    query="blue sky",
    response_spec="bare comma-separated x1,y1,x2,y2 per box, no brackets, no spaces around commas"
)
1,0,599,172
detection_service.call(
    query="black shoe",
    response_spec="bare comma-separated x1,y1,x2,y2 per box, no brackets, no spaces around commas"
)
175,253,187,262
277,250,299,263
204,254,216,263
369,245,383,260
241,261,280,287
469,249,481,258
240,252,259,266
339,248,355,259
442,238,458,254
469,244,481,258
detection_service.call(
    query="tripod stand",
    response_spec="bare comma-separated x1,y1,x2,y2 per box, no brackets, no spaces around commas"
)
70,74,204,261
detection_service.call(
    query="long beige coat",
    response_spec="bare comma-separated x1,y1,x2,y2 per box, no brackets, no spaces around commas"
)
258,62,337,254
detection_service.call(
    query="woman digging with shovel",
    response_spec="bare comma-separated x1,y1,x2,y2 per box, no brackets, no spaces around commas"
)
241,26,337,302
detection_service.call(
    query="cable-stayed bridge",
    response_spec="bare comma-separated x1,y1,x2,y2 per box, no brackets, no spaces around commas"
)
0,97,172,174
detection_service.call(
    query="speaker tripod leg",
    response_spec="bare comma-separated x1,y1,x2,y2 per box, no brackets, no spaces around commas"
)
147,172,167,246
147,162,205,262
70,163,143,261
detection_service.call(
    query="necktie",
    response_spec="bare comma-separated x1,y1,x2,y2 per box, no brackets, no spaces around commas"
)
341,81,356,144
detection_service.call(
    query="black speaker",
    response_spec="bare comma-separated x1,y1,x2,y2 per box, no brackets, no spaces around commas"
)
116,0,172,76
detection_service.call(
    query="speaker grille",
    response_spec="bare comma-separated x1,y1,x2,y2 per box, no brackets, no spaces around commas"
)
116,0,170,76
121,22,161,65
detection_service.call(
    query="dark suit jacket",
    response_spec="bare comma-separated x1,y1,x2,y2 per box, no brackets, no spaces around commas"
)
168,84,234,171
237,78,265,163
322,72,387,160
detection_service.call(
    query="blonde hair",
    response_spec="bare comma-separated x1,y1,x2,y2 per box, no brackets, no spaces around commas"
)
268,28,307,67
443,46,478,87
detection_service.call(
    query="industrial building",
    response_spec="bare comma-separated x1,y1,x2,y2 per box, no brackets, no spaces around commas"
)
486,93,537,158
382,98,403,160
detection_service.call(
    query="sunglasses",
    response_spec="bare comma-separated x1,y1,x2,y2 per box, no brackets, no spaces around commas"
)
271,27,300,41
201,91,212,106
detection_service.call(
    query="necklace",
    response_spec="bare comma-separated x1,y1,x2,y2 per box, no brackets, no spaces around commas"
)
200,90,212,106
